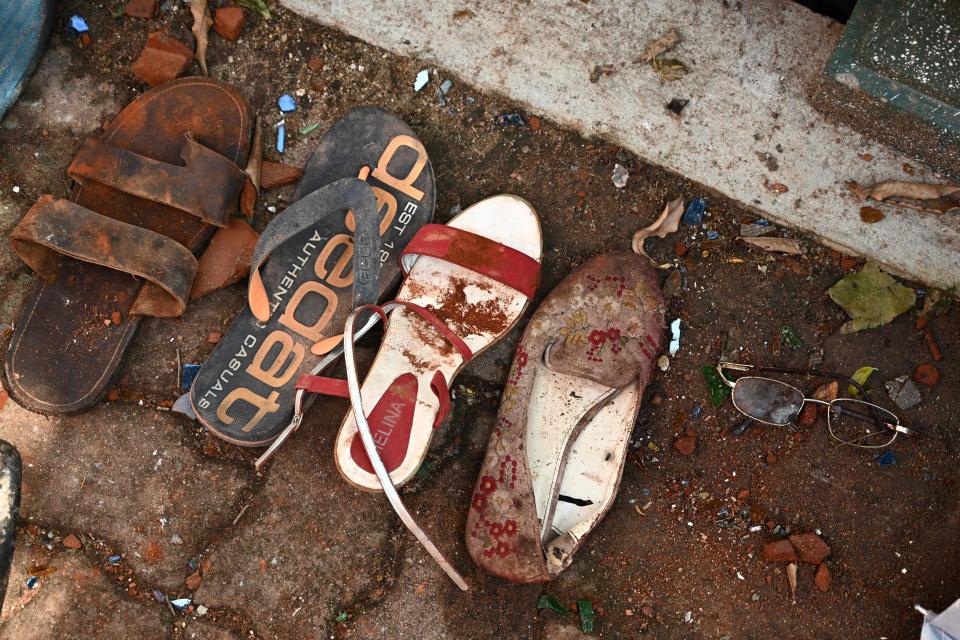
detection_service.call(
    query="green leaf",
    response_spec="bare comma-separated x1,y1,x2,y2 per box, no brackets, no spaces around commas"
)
827,261,916,333
415,459,435,481
701,365,732,407
537,594,568,614
299,123,321,136
848,366,877,397
334,611,348,623
236,0,271,18
578,600,595,633
780,325,803,349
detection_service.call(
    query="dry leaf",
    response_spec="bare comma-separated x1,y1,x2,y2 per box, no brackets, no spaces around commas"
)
651,57,688,81
632,197,684,267
190,0,213,76
739,236,803,255
636,27,680,64
787,562,798,598
859,206,885,223
846,179,960,213
245,116,263,192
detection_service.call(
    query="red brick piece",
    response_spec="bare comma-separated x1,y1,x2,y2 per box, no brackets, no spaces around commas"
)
260,160,303,189
673,434,696,456
125,0,157,18
814,563,831,592
761,539,797,563
789,533,831,565
914,363,940,386
132,32,193,87
213,7,247,41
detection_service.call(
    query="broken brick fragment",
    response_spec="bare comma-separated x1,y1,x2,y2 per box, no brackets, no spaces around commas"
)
132,32,193,87
185,570,202,591
125,0,157,18
260,160,303,189
673,433,696,456
190,219,259,299
240,179,256,218
789,533,831,565
63,534,82,549
761,539,797,562
213,7,247,41
814,563,831,592
914,363,940,386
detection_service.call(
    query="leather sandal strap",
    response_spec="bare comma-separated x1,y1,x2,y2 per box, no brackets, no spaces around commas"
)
247,177,381,324
68,134,246,228
11,196,197,317
399,224,540,298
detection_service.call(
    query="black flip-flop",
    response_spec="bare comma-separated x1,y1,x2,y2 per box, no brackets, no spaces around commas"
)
191,107,435,448
0,440,21,608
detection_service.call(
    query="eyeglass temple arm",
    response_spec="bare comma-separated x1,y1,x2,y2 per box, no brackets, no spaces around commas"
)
717,362,869,398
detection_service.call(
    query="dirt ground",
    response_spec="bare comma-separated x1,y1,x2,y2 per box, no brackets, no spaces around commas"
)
0,2,957,639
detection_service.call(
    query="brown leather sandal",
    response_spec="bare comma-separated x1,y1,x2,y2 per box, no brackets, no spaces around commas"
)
465,253,665,582
4,78,253,414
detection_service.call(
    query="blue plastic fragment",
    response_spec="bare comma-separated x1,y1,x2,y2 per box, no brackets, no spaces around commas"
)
153,590,167,603
277,94,296,113
26,576,38,589
439,79,453,95
755,218,770,226
277,123,286,153
706,229,720,240
494,112,526,126
692,405,703,419
107,554,122,565
181,364,201,391
682,197,707,225
875,450,897,467
188,559,198,571
69,16,89,34
170,598,192,610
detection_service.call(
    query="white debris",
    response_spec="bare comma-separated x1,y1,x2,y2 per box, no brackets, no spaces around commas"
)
669,318,681,355
612,163,629,188
414,69,430,91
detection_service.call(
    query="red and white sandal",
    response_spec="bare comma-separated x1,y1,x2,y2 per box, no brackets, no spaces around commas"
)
293,194,542,589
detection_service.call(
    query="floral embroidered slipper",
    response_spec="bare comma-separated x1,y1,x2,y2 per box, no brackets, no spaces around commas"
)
465,252,665,582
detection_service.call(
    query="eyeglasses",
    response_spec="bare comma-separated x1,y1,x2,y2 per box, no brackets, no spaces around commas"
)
716,362,917,449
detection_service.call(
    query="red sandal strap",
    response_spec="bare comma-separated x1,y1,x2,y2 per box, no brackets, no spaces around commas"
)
294,374,350,398
390,300,473,362
429,370,451,428
399,224,540,298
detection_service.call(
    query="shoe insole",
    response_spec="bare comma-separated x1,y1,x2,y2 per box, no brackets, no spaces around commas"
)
526,361,640,543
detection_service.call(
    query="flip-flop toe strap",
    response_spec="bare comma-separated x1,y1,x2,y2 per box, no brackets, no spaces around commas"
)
246,177,381,328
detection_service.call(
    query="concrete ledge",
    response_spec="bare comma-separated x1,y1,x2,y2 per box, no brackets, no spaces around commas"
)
281,0,960,290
